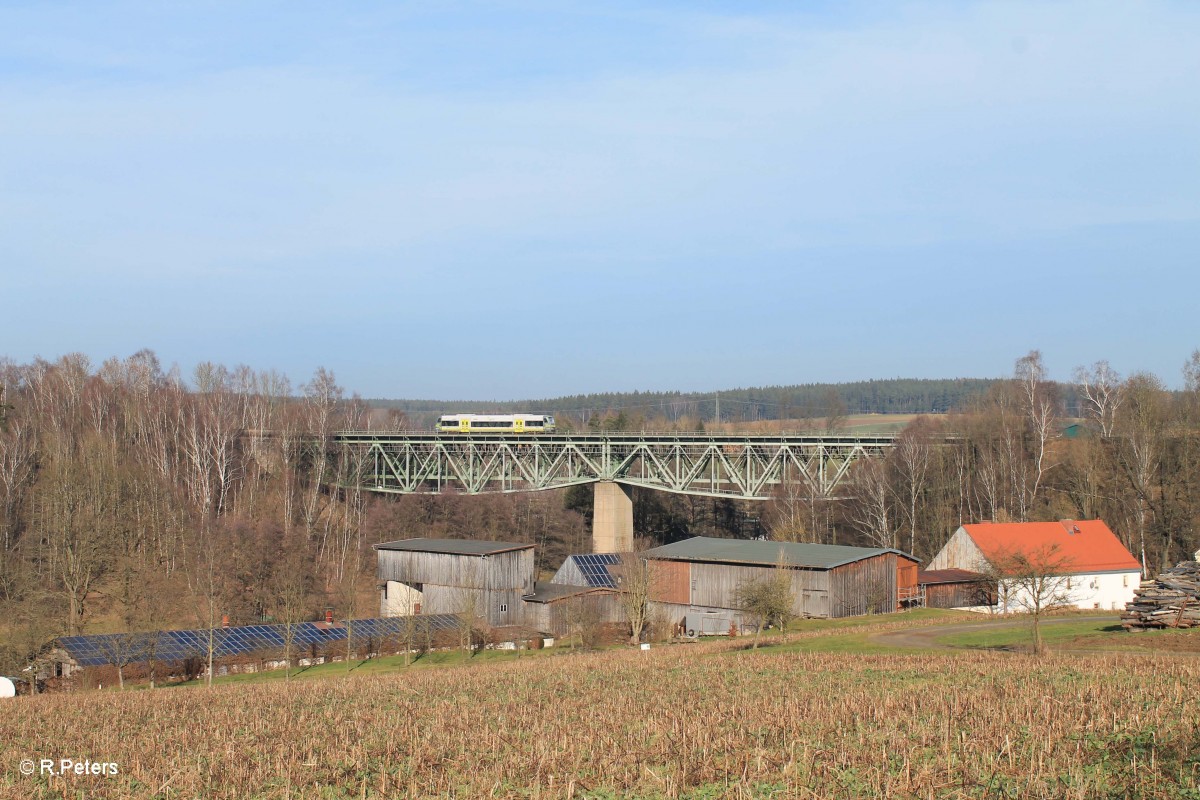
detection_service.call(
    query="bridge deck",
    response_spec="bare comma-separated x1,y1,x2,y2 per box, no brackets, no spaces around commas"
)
336,431,896,499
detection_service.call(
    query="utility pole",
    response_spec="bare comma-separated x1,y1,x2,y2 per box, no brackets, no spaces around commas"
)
714,392,720,430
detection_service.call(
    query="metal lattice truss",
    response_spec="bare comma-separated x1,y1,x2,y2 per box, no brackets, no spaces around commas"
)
337,433,895,500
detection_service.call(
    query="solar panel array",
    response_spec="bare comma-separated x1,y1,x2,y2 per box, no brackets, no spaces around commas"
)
57,615,462,668
572,553,619,587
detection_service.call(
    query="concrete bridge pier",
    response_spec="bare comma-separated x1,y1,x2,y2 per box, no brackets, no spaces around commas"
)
592,481,633,553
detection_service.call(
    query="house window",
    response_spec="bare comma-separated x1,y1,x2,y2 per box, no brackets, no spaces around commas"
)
499,603,508,613
1093,603,1100,609
1066,577,1072,589
1123,574,1129,587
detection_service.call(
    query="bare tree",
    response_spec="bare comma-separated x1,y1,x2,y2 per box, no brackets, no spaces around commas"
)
845,458,895,549
35,436,117,633
892,417,934,555
984,543,1076,655
453,588,484,659
1113,373,1169,575
270,549,311,682
615,552,658,645
93,633,144,690
300,368,343,543
0,416,36,598
564,594,604,650
734,553,795,649
186,525,234,687
1015,350,1059,520
764,476,812,543
1073,360,1124,437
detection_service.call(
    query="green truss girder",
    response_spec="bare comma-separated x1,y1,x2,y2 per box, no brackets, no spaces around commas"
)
336,432,896,500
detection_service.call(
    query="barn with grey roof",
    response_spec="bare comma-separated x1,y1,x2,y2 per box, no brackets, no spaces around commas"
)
643,536,921,626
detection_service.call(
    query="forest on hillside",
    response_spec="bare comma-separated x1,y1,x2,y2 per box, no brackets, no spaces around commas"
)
1,349,1198,674
369,377,1006,429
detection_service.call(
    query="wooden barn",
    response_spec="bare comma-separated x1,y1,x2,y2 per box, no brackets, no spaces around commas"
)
642,537,920,625
918,569,995,609
374,538,535,627
521,583,623,637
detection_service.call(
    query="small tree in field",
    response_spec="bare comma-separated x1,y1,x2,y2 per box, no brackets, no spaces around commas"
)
735,553,795,649
986,543,1076,655
454,589,484,659
615,552,662,645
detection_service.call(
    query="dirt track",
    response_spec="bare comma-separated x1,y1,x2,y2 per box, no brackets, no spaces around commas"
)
869,615,1121,651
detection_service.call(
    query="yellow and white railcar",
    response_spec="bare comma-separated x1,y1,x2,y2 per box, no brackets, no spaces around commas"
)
437,414,556,434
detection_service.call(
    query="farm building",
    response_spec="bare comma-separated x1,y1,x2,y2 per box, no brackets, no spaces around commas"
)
926,520,1142,612
552,553,620,588
375,538,535,627
918,569,995,609
641,536,921,626
522,583,624,637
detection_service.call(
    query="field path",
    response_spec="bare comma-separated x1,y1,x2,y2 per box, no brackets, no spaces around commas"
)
868,615,1120,651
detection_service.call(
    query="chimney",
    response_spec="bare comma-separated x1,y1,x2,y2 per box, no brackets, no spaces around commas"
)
221,615,229,629
325,608,334,625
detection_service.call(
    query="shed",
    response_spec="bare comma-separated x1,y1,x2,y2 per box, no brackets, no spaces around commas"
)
521,583,623,636
918,568,994,609
641,536,920,623
374,538,536,627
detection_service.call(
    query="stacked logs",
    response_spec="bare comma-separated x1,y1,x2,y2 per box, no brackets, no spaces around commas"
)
1122,560,1200,630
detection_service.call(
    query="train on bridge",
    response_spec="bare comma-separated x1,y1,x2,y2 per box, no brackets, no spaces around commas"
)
437,413,557,434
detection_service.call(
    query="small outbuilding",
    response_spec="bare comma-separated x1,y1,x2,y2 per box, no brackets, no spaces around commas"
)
918,569,995,609
375,538,535,627
521,583,623,637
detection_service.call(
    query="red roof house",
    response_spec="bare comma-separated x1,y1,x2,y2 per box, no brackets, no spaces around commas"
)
927,519,1143,611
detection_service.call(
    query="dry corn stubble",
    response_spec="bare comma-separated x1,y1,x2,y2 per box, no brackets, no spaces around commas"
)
1,646,1197,799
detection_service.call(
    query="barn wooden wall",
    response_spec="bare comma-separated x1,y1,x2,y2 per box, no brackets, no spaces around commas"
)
647,558,845,619
420,585,527,627
650,560,690,604
927,529,986,572
551,559,585,586
377,549,535,594
527,593,624,637
925,581,996,609
828,554,898,617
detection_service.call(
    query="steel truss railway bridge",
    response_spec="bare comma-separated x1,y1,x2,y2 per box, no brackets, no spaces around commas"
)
336,432,896,552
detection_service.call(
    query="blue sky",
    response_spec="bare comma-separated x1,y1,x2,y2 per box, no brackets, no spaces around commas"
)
2,1,1198,399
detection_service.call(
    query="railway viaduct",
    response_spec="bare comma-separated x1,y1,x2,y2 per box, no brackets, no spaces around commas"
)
335,432,896,553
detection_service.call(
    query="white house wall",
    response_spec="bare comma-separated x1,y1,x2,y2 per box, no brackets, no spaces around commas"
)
380,581,423,617
998,570,1141,613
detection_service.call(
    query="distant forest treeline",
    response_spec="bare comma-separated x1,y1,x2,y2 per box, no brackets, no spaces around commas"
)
368,378,1007,428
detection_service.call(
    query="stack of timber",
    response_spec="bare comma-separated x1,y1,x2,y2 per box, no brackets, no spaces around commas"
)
1122,561,1200,630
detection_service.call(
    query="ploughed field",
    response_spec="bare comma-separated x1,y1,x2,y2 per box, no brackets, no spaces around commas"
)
4,638,1199,800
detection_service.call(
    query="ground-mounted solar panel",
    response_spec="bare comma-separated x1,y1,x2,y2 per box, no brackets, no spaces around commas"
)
56,615,467,669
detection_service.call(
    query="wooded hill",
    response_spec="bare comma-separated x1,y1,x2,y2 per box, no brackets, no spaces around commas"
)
367,378,1004,429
